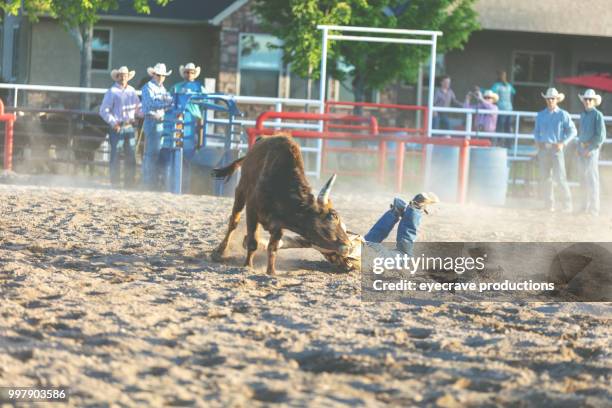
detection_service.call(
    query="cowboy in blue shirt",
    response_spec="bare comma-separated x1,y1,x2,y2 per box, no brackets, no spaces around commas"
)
365,192,439,256
172,63,206,192
533,88,577,212
172,63,206,146
141,63,173,189
576,89,606,216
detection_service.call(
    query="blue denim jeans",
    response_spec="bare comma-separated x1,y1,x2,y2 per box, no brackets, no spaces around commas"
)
496,114,513,134
537,147,572,210
109,126,136,187
142,117,164,189
433,113,450,130
364,199,422,256
495,115,513,147
577,148,600,215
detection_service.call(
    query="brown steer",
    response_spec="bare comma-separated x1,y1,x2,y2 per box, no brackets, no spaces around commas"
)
212,135,351,274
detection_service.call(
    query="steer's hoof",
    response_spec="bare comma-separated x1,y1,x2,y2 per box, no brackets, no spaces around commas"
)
211,248,225,262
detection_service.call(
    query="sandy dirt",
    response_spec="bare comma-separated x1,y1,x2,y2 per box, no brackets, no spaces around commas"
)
0,183,610,407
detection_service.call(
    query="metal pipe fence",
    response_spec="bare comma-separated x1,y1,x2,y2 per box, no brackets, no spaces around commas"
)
431,106,612,166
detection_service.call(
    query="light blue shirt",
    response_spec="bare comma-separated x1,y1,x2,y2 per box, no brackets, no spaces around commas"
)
491,81,516,111
172,80,206,119
141,79,172,119
534,107,577,145
579,108,606,151
99,83,140,126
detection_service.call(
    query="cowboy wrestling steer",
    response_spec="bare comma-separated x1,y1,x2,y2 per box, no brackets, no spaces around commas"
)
212,135,352,275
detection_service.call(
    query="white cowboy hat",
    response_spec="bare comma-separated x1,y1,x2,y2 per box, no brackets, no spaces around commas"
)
578,89,602,106
147,63,172,77
179,63,201,79
541,87,565,102
110,66,135,82
482,89,499,103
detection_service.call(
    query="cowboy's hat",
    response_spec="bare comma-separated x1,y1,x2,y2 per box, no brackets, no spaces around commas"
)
111,66,135,82
179,63,201,79
578,89,602,106
147,63,172,77
541,87,565,102
482,89,499,103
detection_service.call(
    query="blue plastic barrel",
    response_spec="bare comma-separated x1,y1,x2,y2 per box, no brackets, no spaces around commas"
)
468,147,509,206
425,145,460,202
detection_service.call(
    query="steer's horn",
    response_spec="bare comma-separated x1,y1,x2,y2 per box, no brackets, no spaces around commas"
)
317,174,337,206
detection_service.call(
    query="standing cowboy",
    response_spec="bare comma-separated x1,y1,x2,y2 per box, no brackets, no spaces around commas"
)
99,66,141,188
172,62,206,192
576,89,606,216
533,88,577,212
141,62,173,189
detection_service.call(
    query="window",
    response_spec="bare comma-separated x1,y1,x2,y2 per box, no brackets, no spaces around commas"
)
511,51,554,111
289,70,320,100
512,51,553,85
238,34,282,97
92,28,111,71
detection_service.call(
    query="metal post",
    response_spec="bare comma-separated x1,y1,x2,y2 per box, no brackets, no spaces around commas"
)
513,113,520,159
416,63,423,130
275,102,282,130
316,27,329,179
457,140,469,204
13,88,18,107
395,141,405,193
319,28,329,112
171,148,183,194
423,34,438,192
4,120,14,171
426,35,437,138
465,111,473,140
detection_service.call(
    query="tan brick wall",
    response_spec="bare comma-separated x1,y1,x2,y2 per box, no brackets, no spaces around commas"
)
218,1,268,95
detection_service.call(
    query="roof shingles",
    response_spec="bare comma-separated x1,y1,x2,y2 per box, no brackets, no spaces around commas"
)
100,0,237,22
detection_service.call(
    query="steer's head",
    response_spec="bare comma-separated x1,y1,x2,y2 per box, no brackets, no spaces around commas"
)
305,175,361,271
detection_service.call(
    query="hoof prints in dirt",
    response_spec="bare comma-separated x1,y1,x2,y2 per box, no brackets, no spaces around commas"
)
294,350,385,375
1,185,611,407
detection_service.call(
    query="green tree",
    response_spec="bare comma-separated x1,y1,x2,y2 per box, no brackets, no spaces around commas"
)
254,0,480,102
1,0,171,106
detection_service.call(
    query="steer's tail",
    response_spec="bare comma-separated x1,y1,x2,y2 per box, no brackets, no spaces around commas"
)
212,156,246,182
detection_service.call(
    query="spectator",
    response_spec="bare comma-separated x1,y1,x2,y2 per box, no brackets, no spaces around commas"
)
576,89,606,216
433,76,462,131
533,88,576,213
491,70,516,134
464,88,499,133
172,62,206,192
141,63,173,190
99,66,141,188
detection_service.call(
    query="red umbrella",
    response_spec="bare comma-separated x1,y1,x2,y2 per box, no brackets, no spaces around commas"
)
557,74,612,93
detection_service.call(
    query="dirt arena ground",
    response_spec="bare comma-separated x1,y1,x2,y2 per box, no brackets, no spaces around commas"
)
0,182,610,407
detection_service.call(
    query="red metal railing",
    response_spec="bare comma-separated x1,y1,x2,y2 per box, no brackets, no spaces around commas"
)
247,110,491,201
324,101,429,182
247,111,395,184
0,99,17,171
325,101,428,134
